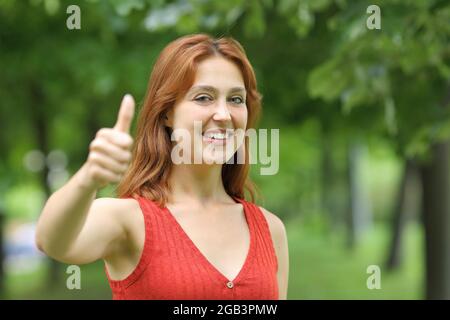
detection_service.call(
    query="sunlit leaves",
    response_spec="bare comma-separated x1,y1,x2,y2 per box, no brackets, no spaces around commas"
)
308,58,351,102
110,0,146,16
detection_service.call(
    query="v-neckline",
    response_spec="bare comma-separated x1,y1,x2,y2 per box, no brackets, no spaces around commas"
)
161,197,254,284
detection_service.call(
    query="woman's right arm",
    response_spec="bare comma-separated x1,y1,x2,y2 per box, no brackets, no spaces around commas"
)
35,94,135,265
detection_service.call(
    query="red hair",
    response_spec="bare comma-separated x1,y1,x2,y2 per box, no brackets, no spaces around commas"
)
116,34,262,207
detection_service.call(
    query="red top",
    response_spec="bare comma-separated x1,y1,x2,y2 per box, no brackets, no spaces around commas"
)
105,195,279,300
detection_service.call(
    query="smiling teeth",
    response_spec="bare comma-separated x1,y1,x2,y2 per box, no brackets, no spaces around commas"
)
205,132,227,139
203,131,235,140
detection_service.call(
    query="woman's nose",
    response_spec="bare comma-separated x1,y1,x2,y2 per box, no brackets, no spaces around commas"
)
212,99,232,121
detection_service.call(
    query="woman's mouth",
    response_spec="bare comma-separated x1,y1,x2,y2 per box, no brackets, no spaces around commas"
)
202,129,234,145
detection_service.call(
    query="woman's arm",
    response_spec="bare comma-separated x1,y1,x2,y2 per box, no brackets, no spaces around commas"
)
35,95,135,264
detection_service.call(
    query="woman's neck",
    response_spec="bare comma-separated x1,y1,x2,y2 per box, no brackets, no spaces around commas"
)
167,164,231,205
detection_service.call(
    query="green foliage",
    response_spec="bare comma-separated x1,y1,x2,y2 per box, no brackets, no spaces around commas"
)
305,0,450,157
244,0,266,38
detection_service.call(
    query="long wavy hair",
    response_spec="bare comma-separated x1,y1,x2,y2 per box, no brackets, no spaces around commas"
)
116,34,262,207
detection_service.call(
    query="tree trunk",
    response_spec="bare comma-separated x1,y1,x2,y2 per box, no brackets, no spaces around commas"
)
346,141,373,249
29,81,61,289
321,132,335,231
385,158,418,270
420,142,450,299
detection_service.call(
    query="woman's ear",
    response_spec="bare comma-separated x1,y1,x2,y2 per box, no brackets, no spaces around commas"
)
164,111,173,128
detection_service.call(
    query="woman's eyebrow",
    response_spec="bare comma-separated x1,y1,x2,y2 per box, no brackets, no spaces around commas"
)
189,85,216,94
188,85,246,94
229,86,246,94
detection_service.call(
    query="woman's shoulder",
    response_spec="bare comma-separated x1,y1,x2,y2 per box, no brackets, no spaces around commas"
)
256,206,287,249
92,197,143,229
257,205,289,287
93,197,141,213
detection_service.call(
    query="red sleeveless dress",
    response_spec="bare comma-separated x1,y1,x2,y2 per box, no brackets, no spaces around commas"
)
104,195,279,299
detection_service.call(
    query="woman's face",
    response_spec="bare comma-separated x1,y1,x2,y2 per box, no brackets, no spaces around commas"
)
168,56,248,165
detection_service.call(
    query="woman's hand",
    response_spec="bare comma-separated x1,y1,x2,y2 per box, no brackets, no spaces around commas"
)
80,94,135,190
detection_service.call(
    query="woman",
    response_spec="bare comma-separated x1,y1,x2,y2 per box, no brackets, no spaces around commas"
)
35,34,289,300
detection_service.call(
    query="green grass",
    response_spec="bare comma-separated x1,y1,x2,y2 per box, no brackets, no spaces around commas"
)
4,220,424,299
5,260,111,300
287,218,424,299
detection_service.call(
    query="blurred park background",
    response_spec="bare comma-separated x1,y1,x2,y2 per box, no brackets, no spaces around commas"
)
0,0,449,299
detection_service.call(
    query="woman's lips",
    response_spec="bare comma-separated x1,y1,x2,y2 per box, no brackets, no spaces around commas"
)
202,129,234,146
202,135,228,145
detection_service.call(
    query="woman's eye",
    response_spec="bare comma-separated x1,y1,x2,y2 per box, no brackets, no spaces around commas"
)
194,95,213,103
230,96,244,104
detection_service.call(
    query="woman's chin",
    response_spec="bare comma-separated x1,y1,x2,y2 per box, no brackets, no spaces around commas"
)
201,152,234,165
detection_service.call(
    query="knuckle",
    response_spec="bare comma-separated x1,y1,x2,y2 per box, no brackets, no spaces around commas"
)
88,152,98,163
89,138,103,151
89,140,96,150
96,128,107,138
125,135,134,147
110,134,122,147
118,151,131,163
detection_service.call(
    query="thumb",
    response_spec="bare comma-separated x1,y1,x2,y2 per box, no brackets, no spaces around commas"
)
114,94,135,133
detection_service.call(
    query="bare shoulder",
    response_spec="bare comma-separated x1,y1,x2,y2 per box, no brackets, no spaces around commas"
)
258,206,287,241
91,197,141,216
259,206,289,299
91,197,143,233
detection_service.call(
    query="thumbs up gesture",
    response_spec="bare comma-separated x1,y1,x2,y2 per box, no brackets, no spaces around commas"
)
82,94,135,190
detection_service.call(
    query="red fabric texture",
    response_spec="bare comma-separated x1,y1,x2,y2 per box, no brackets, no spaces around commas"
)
105,195,279,300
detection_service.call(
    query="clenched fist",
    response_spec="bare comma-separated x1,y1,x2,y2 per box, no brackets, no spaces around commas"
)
80,94,135,190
